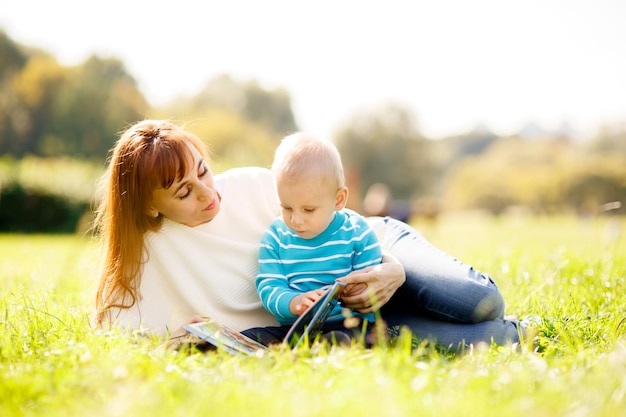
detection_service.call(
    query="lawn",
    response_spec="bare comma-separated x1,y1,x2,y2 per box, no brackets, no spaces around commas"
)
1,215,625,417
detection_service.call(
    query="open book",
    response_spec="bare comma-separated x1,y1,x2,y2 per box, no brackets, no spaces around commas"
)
184,281,347,355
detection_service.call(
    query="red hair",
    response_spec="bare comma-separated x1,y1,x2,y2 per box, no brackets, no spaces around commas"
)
94,120,209,326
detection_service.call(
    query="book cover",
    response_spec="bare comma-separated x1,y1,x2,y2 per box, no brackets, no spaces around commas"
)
184,320,267,355
285,281,346,348
184,281,347,355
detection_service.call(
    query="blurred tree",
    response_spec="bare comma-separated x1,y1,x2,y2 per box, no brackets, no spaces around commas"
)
0,31,148,158
184,74,297,135
432,124,498,175
444,136,626,215
154,74,298,169
334,103,434,202
0,30,27,78
43,55,148,157
587,123,626,155
4,53,65,155
444,137,572,214
180,108,278,170
564,154,626,215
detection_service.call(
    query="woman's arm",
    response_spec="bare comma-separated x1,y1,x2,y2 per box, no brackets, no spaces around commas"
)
337,250,405,314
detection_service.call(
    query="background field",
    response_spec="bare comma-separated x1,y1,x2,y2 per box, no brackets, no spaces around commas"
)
1,215,625,417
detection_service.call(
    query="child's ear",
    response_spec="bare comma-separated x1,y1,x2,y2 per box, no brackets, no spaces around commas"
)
335,187,349,210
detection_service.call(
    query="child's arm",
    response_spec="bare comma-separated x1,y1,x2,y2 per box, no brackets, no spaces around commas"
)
256,228,301,323
351,216,383,271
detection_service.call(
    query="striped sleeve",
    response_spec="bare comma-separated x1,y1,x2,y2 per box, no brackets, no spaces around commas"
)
349,214,383,271
256,222,300,324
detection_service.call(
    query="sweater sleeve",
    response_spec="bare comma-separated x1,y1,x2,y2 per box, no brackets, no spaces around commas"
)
256,222,301,324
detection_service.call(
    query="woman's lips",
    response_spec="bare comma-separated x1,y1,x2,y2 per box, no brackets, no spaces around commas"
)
204,199,216,211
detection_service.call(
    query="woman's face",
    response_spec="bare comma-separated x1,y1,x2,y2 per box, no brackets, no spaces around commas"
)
149,144,221,227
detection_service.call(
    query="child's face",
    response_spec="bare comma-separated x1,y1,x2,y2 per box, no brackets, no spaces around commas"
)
276,175,347,239
150,144,221,227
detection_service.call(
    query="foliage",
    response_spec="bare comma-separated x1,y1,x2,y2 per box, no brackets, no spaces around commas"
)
0,30,28,76
0,182,88,233
0,156,103,233
0,31,148,158
185,109,278,171
187,74,298,135
443,137,626,215
44,56,149,157
151,73,298,169
2,29,626,218
588,123,626,154
1,32,294,164
335,103,434,201
0,156,103,203
430,126,498,174
563,154,626,215
148,107,280,171
0,53,65,156
1,216,625,416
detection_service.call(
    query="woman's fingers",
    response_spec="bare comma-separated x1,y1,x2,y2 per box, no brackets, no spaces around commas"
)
338,262,405,312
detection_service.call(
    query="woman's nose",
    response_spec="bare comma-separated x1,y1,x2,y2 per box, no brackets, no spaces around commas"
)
197,182,215,200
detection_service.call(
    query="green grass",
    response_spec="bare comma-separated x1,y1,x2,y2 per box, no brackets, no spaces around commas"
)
1,216,625,416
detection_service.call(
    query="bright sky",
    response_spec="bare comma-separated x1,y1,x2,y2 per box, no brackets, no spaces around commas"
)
1,0,625,139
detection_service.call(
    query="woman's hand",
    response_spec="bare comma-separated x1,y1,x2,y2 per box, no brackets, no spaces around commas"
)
337,252,405,314
166,315,205,349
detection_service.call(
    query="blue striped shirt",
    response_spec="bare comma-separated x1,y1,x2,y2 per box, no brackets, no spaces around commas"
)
256,209,382,325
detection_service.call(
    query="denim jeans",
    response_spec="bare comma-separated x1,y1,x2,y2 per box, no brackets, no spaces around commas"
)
242,320,373,347
368,216,520,349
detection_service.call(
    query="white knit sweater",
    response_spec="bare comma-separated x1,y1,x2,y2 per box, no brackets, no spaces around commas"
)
110,167,281,336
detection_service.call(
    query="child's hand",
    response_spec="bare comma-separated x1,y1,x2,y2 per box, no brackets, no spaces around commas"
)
289,289,327,315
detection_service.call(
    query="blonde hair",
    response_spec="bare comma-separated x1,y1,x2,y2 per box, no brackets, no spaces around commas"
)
94,120,209,326
271,132,345,189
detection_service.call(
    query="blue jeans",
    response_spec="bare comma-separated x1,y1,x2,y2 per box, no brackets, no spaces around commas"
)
243,320,373,347
368,217,520,349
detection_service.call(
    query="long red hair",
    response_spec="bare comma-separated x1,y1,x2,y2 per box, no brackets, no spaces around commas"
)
94,120,209,326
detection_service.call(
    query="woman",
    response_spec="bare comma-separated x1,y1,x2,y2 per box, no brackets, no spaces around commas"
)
94,119,522,349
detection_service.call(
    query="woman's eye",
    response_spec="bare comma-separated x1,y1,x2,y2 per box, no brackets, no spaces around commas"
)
199,165,208,177
179,186,192,200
